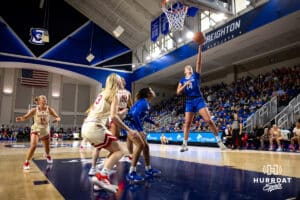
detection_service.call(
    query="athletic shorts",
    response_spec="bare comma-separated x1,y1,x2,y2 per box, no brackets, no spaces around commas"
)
185,97,207,113
124,115,140,132
81,122,117,149
31,125,50,140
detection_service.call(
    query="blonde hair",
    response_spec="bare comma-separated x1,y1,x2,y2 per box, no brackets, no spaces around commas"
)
102,73,121,103
35,95,47,104
86,73,121,114
184,65,193,75
34,96,39,104
184,65,192,70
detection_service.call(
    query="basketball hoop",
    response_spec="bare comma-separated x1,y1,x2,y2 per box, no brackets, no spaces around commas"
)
161,0,188,32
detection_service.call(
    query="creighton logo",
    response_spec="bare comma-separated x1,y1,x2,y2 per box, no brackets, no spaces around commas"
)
29,28,49,45
263,164,282,175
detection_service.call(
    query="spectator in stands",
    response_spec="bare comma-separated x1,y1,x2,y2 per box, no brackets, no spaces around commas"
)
251,124,264,149
269,124,283,151
290,119,300,152
148,65,299,136
160,134,168,145
231,113,243,149
11,125,18,141
259,125,271,150
222,125,232,147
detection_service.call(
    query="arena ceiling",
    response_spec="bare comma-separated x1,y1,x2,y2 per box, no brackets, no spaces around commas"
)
134,10,300,86
1,0,299,86
0,0,132,70
65,0,300,86
0,0,235,73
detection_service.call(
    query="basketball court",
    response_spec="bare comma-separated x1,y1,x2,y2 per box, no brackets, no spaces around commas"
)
0,141,299,199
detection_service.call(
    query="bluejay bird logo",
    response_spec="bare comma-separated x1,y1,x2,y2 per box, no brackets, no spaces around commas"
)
29,28,49,45
196,133,202,141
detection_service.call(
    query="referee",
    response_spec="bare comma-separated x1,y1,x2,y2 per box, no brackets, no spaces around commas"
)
231,113,243,149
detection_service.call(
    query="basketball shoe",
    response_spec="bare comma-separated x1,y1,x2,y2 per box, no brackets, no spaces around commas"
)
217,141,228,150
92,173,118,193
46,155,53,164
180,144,188,152
145,168,161,177
23,161,30,170
126,171,144,183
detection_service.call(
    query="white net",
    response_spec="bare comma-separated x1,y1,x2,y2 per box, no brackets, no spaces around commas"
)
162,6,188,32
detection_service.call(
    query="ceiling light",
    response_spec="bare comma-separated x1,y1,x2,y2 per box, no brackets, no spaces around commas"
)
113,25,125,38
152,49,161,58
214,13,227,22
86,53,95,62
186,31,194,39
52,92,60,98
3,88,13,94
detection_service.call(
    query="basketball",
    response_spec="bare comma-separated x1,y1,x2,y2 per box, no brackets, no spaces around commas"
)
193,32,206,45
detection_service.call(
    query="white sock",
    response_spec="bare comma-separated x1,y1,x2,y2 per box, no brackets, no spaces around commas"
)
215,136,221,142
145,165,151,171
101,167,110,175
183,140,187,146
129,166,136,173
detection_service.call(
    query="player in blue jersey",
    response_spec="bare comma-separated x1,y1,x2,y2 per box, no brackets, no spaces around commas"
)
125,87,161,183
177,45,227,152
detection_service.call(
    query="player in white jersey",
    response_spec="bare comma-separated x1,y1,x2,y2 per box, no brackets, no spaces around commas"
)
16,95,60,170
109,77,134,162
82,73,138,193
110,77,133,138
290,119,300,152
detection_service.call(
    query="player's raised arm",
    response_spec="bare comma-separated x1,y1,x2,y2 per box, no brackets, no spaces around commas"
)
15,108,36,122
196,45,202,74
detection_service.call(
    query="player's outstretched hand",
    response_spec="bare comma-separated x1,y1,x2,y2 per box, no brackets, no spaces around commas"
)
52,117,61,123
16,116,23,122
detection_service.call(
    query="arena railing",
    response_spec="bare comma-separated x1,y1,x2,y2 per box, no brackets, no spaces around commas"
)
243,96,277,133
275,93,300,129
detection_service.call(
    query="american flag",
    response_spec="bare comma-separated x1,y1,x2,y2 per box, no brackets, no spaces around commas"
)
21,69,49,87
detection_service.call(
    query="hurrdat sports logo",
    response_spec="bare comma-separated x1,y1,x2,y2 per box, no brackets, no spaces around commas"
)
253,164,292,192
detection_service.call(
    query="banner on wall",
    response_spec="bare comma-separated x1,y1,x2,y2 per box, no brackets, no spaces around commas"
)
204,18,243,50
151,17,160,42
29,28,50,45
160,13,169,35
